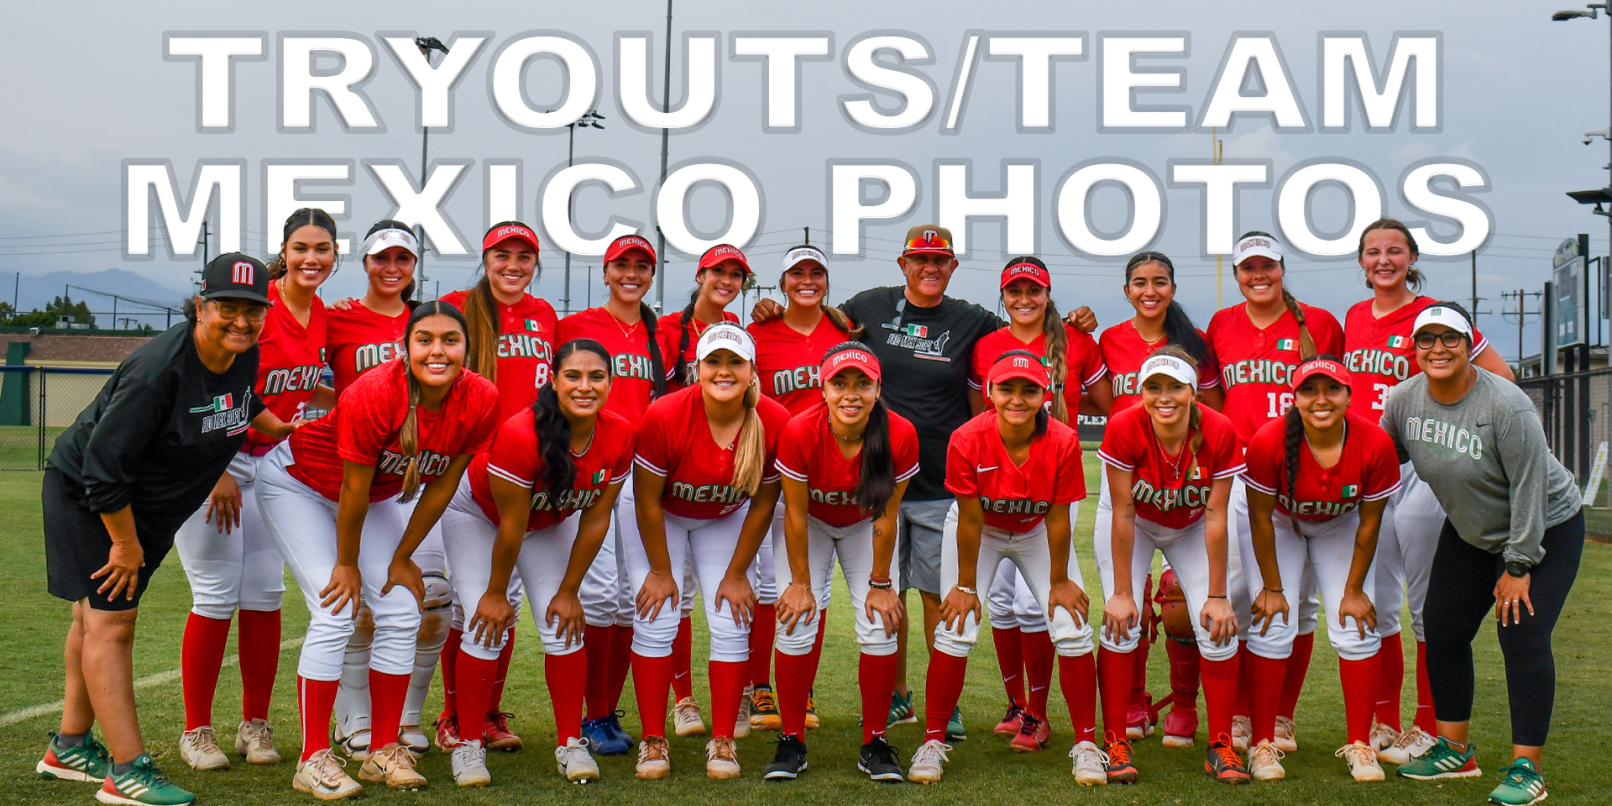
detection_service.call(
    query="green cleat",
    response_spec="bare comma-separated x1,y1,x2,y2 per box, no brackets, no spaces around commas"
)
1397,737,1481,780
95,754,195,805
1487,758,1547,806
888,690,916,726
37,732,112,783
946,706,967,742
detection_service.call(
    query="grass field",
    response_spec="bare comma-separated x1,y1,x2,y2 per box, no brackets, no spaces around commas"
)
2,463,1609,806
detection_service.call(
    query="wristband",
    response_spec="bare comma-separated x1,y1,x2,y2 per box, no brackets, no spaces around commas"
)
868,577,894,591
1262,588,1283,594
1207,594,1228,599
953,585,977,596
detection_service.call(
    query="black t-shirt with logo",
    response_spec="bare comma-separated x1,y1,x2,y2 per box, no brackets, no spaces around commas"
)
48,322,264,537
840,287,1002,500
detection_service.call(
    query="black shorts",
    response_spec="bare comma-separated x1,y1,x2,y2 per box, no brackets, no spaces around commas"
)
43,469,175,611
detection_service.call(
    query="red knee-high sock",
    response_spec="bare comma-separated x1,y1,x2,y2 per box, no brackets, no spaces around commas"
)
607,625,635,712
990,626,1026,706
1278,631,1314,720
1375,636,1405,730
924,651,970,742
1339,652,1382,745
583,625,613,720
297,677,340,761
671,617,694,701
1201,655,1240,745
775,650,813,738
859,652,898,744
181,613,232,731
1234,640,1253,718
1413,640,1435,734
455,651,498,744
1097,647,1135,741
1166,639,1201,716
709,660,749,740
805,612,827,683
631,652,674,738
749,604,777,687
439,627,463,722
489,628,515,714
1059,653,1099,745
368,670,411,750
1023,629,1055,720
237,609,281,723
1247,653,1286,743
545,649,588,745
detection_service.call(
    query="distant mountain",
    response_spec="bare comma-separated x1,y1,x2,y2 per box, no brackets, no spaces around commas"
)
2,269,192,329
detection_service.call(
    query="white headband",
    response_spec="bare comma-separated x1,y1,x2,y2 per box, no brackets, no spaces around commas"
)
362,227,420,258
782,245,828,272
695,322,756,362
1139,354,1198,389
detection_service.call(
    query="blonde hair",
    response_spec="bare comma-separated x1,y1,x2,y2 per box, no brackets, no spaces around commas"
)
1149,344,1204,457
729,374,766,496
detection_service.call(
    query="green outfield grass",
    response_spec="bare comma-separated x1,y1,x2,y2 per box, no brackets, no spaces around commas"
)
2,462,1608,805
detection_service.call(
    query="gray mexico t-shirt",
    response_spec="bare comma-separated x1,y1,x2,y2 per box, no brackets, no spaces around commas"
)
1380,368,1581,565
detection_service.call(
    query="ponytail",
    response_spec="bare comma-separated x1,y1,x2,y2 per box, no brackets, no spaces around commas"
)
1043,299,1070,423
1283,404,1303,504
641,303,666,398
461,275,501,383
675,291,698,386
823,304,863,340
730,377,766,495
855,398,897,516
1280,289,1317,359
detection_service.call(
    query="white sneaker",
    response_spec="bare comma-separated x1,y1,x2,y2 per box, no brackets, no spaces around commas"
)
734,686,753,739
636,736,671,780
179,726,230,771
674,696,708,737
292,748,363,800
400,724,430,758
1248,739,1286,781
907,739,951,784
1274,716,1298,754
1377,725,1435,766
359,743,429,790
335,727,372,763
705,736,741,779
1337,741,1386,782
236,719,281,765
555,737,600,783
1369,721,1399,756
1069,741,1109,786
450,740,491,787
1231,715,1252,752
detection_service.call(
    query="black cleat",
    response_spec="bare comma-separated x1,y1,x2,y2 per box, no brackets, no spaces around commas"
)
764,734,808,781
858,737,905,783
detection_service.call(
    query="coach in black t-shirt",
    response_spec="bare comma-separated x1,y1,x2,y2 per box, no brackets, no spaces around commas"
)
37,253,291,803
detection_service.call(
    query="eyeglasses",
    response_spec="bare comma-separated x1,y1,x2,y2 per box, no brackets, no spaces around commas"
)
210,300,268,324
1413,330,1466,350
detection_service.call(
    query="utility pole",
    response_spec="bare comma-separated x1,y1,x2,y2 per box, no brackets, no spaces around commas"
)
562,110,606,315
1502,288,1543,371
414,37,451,303
655,0,674,313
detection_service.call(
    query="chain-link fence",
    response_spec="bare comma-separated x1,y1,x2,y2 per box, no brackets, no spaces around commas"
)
0,366,115,470
1516,367,1612,537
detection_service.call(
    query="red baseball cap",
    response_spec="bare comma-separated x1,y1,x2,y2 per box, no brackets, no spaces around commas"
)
987,350,1051,389
1000,257,1051,289
482,222,540,256
698,243,751,275
604,234,657,266
821,348,881,383
1291,357,1351,390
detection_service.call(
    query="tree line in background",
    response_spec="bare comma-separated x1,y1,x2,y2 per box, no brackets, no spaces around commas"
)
0,295,152,332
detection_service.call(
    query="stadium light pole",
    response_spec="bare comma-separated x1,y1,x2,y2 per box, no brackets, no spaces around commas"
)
655,0,673,314
563,111,606,315
414,36,450,301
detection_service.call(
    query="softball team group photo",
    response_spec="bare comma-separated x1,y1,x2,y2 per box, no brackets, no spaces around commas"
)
36,211,1583,806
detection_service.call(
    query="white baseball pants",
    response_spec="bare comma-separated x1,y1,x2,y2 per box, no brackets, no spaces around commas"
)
772,515,900,657
174,452,284,619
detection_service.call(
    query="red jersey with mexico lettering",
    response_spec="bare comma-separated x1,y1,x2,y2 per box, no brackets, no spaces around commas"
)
468,408,635,531
1099,320,1220,414
1242,411,1401,521
969,325,1107,417
440,289,558,424
775,404,920,526
244,281,328,449
1206,303,1344,443
556,307,660,421
945,412,1085,533
748,316,852,415
1343,296,1491,419
1097,403,1244,529
658,311,741,390
633,385,792,520
326,301,408,395
286,359,499,502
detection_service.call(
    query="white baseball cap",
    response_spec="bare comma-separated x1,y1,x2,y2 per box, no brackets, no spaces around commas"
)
782,245,828,272
1139,354,1198,389
362,227,420,258
1232,233,1283,267
695,322,756,362
1412,305,1473,339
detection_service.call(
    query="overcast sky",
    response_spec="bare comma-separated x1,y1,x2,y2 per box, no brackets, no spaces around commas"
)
2,0,1609,363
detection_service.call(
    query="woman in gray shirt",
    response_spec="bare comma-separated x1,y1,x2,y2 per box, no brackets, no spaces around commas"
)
1379,303,1582,806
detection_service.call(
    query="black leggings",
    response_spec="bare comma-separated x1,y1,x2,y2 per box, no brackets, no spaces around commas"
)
1422,509,1584,747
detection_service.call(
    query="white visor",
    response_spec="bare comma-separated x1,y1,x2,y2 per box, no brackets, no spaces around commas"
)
362,227,420,258
782,245,828,272
695,322,756,362
1139,354,1198,389
1232,234,1283,267
1411,305,1473,339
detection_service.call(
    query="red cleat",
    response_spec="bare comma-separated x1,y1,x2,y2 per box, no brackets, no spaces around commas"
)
484,712,522,752
994,702,1027,737
1009,714,1051,753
